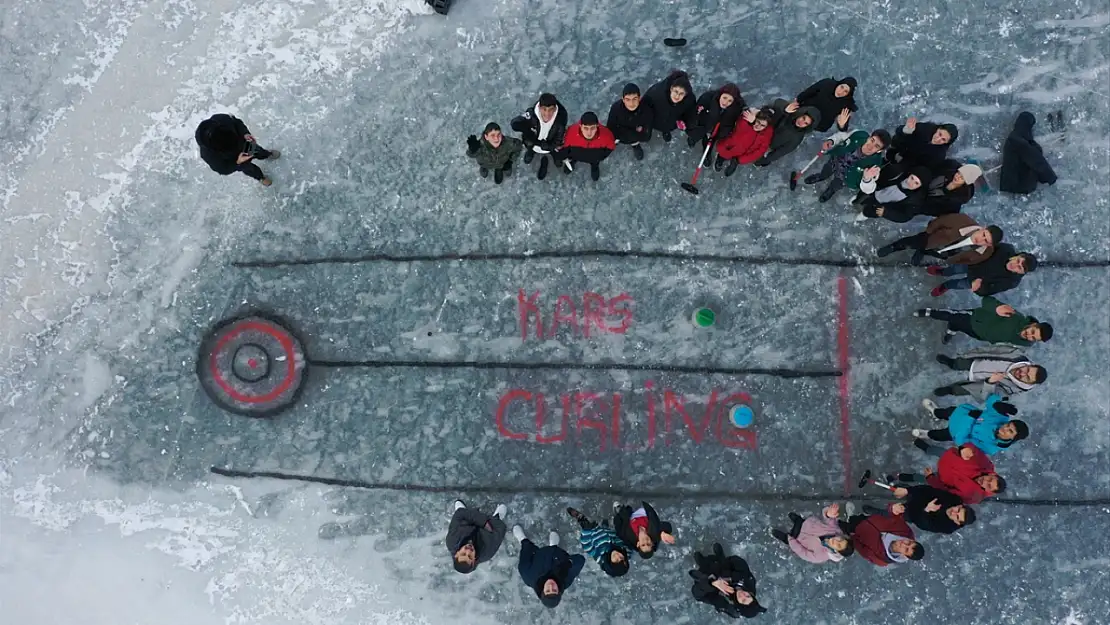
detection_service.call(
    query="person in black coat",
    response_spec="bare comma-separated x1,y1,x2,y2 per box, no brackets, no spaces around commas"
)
687,83,745,148
870,485,976,534
752,99,821,166
195,113,281,186
689,543,767,619
921,160,980,216
857,165,933,223
446,500,508,573
512,525,585,609
607,83,654,160
794,76,857,132
888,117,959,171
510,93,569,180
644,70,697,142
1000,111,1057,194
613,501,676,558
931,243,1038,297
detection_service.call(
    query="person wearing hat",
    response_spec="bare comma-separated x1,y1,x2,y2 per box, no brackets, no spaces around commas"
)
913,395,1030,457
689,543,767,618
856,164,934,222
565,507,630,577
510,92,569,180
446,499,508,574
915,295,1054,346
194,113,281,186
793,76,858,132
512,524,585,609
920,159,981,216
804,127,891,202
465,122,523,184
687,83,745,150
1000,111,1057,194
887,117,959,170
876,214,1002,267
929,244,1038,297
556,112,616,181
606,83,654,160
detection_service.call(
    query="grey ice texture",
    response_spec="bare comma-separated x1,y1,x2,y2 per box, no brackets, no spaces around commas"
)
0,0,1108,624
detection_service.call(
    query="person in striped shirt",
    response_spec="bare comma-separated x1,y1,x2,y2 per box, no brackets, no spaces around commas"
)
566,507,630,577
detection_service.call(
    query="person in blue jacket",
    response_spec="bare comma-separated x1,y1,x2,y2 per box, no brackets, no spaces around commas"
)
912,395,1029,456
512,524,586,608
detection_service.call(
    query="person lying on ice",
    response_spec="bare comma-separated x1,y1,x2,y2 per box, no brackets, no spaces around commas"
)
921,160,981,216
913,396,1030,457
838,506,924,567
877,484,976,535
714,107,775,176
607,83,653,160
195,113,281,186
933,344,1047,400
613,501,676,558
770,502,854,564
792,76,857,133
803,125,889,202
446,499,507,574
465,122,522,185
510,92,568,180
643,69,696,143
565,507,630,577
557,112,616,181
876,213,1001,267
927,243,1038,298
915,296,1053,346
855,164,933,223
511,524,585,608
687,83,744,149
894,443,1006,504
751,99,820,166
689,543,767,618
887,117,959,171
1000,111,1057,194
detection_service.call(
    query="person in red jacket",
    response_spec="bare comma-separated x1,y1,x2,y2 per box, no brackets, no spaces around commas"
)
895,444,1006,504
838,506,924,567
714,107,775,176
557,111,617,181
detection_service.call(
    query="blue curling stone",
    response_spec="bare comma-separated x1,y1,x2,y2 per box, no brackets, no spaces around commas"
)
730,404,755,428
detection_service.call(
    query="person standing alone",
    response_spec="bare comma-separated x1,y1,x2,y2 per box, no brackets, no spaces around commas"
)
195,113,281,186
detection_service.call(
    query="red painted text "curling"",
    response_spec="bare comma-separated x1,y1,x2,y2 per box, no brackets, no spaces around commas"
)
495,383,757,452
517,290,633,341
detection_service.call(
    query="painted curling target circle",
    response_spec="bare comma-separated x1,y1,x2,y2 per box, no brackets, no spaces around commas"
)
196,316,307,417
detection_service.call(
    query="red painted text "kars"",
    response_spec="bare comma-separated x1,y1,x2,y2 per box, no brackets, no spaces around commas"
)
517,290,633,341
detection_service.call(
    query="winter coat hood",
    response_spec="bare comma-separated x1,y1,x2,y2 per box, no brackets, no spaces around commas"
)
1013,111,1036,139
719,83,741,101
794,105,822,130
667,70,694,95
839,76,858,96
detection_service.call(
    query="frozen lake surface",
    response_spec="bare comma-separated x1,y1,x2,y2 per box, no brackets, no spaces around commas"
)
2,0,1108,623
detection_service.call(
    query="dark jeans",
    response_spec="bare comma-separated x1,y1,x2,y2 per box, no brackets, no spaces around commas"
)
940,357,975,371
915,439,947,457
807,161,846,198
237,146,274,180
518,539,539,578
927,428,953,442
928,309,977,338
939,264,972,290
838,514,868,534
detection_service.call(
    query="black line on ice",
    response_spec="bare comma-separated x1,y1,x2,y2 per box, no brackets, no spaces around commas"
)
208,467,1110,507
231,249,1109,269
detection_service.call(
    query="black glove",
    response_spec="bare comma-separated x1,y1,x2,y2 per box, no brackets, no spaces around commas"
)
466,135,480,154
995,401,1018,416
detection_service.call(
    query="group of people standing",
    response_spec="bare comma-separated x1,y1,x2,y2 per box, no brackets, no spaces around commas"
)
447,72,1062,617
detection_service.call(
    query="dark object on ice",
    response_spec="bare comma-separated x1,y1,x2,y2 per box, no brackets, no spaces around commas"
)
789,148,826,190
689,544,767,618
196,315,308,417
663,37,688,47
999,111,1057,194
426,0,451,15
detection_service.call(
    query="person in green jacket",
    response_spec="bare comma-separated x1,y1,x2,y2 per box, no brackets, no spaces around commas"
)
803,127,891,202
914,297,1054,346
466,122,523,184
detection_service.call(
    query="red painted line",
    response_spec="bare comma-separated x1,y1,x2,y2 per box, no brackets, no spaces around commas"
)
210,320,297,404
836,274,853,494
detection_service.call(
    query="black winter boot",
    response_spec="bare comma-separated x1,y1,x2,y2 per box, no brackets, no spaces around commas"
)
537,156,549,180
502,161,513,177
479,167,489,178
661,131,672,142
632,144,644,160
590,162,600,181
714,154,726,171
725,159,739,176
523,150,534,164
494,168,504,184
770,529,789,544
